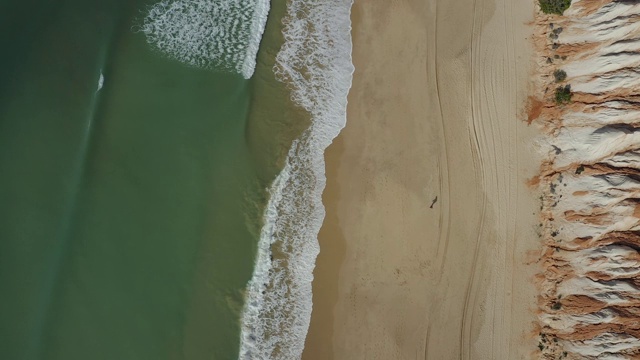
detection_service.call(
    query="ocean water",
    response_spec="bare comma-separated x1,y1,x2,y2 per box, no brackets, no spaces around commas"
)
0,0,353,359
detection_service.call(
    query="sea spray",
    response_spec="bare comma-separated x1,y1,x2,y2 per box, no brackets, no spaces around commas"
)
139,0,270,78
238,0,354,358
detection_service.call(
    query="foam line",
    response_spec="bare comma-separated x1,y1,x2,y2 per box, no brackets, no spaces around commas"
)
238,0,355,358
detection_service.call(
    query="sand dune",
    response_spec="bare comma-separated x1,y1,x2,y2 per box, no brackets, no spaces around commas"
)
533,0,640,358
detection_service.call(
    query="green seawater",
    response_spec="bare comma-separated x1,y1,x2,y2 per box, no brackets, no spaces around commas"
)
0,0,306,359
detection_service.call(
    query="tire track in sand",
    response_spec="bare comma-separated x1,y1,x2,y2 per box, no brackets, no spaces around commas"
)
425,0,453,355
460,0,489,358
424,0,535,358
460,0,525,357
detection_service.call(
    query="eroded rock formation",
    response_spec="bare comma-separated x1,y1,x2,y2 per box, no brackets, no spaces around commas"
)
533,0,640,358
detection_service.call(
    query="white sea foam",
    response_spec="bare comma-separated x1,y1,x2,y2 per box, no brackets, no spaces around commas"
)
97,72,104,92
238,0,354,358
139,0,270,79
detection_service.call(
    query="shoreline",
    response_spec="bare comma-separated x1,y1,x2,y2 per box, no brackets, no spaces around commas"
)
304,0,542,358
300,135,346,359
239,0,355,357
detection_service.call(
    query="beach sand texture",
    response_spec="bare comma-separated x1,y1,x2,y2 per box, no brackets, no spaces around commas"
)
302,0,541,359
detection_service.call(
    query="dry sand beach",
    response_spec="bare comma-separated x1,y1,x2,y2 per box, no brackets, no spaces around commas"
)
303,0,542,358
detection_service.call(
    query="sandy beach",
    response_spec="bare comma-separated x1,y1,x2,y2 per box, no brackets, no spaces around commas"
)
302,0,542,358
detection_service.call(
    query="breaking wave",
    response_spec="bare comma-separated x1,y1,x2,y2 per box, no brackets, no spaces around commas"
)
533,0,640,358
238,0,354,358
139,0,269,79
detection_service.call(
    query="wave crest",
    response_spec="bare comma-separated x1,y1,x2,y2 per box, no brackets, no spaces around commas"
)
140,0,269,78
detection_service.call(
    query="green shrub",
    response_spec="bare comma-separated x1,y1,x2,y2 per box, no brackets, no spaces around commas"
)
555,85,572,104
553,69,567,82
539,0,571,15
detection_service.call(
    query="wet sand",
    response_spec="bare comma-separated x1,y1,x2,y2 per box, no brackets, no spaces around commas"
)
302,0,543,358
